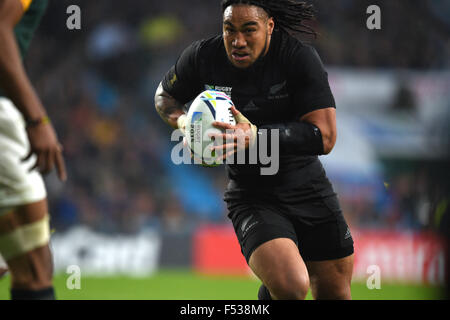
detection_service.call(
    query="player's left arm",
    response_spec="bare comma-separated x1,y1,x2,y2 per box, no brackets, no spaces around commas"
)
213,106,331,158
255,44,337,156
300,107,336,154
212,45,337,158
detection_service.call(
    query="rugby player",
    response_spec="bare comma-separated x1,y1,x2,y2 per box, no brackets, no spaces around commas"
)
0,0,66,299
155,0,354,300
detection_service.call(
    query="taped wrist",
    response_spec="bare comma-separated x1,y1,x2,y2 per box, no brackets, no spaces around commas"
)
258,122,324,156
233,111,257,147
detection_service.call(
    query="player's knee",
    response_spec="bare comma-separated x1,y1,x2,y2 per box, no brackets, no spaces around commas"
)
0,214,52,289
331,289,351,300
269,273,310,300
314,283,351,300
326,287,351,300
8,246,53,290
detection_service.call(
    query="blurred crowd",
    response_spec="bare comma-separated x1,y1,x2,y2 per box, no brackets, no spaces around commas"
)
23,0,449,234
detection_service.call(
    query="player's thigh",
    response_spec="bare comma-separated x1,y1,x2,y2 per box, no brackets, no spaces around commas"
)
228,201,309,297
0,200,49,233
228,200,299,264
306,254,354,300
298,208,354,299
249,237,309,294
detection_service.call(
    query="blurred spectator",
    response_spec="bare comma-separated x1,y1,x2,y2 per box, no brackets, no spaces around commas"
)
390,81,417,115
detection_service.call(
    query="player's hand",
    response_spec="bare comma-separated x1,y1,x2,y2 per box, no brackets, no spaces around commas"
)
176,113,206,164
176,114,192,153
210,106,257,160
22,118,67,182
177,114,187,135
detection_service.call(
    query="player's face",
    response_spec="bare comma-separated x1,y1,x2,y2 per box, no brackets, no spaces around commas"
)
223,5,274,69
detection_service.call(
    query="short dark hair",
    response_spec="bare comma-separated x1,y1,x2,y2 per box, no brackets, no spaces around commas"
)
221,0,316,36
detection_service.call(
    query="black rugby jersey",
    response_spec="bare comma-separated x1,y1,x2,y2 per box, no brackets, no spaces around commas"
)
162,30,335,191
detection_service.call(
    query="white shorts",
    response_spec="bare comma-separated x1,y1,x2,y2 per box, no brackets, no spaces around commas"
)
0,97,46,213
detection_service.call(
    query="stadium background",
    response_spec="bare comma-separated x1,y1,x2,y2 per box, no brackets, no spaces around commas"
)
1,0,449,299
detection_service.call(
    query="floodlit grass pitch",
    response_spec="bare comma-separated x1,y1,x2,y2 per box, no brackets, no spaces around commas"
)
0,270,445,300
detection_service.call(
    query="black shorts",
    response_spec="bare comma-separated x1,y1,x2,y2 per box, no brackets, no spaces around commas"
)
226,195,354,263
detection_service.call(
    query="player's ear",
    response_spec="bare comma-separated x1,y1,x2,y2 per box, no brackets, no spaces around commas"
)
267,17,275,35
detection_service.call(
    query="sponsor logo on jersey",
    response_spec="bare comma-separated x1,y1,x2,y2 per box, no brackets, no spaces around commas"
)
205,84,232,97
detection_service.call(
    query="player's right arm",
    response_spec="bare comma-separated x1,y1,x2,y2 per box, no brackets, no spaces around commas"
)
0,0,66,181
154,41,203,131
154,83,186,130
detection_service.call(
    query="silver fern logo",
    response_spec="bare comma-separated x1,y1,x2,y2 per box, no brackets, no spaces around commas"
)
268,81,288,99
269,81,286,95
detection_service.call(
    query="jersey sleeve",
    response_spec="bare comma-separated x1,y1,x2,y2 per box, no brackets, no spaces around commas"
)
20,0,32,11
161,41,203,104
288,44,336,119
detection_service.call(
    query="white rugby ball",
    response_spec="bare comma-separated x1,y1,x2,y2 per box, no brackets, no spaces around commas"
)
186,90,236,166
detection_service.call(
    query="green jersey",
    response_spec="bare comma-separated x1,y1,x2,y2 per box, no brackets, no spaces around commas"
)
0,0,48,97
14,0,48,59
